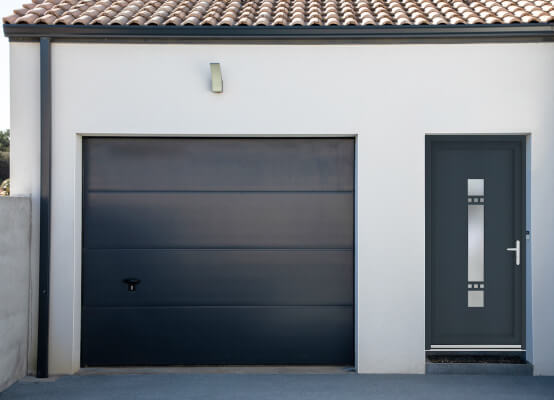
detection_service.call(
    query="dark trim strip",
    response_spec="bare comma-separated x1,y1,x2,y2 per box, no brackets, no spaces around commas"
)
4,24,554,43
425,135,431,350
37,36,51,379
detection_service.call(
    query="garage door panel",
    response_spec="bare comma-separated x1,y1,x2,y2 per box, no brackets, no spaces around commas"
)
82,306,354,366
82,138,354,366
84,192,353,249
83,249,354,307
84,138,354,192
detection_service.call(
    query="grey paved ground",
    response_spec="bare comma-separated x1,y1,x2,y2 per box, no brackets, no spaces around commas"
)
2,373,554,400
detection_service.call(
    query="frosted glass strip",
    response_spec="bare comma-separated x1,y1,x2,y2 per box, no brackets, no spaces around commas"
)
468,204,484,282
468,179,484,196
467,178,485,308
468,290,485,308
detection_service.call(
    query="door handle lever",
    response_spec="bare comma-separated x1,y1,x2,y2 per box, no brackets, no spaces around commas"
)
506,240,520,266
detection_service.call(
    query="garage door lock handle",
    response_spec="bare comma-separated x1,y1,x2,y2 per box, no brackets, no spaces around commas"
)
123,278,141,292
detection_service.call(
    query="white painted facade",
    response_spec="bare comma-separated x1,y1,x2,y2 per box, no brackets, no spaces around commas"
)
9,41,554,376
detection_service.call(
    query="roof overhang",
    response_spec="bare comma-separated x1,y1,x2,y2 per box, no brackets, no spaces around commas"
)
4,24,554,43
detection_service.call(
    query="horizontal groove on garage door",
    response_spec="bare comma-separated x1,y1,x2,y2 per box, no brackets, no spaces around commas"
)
84,138,354,192
82,306,354,366
87,190,354,193
83,249,353,307
85,305,354,309
84,192,353,249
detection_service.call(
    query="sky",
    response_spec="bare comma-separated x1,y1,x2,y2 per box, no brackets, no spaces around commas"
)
0,0,26,131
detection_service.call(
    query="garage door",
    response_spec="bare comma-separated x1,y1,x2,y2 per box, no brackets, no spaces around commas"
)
81,138,354,366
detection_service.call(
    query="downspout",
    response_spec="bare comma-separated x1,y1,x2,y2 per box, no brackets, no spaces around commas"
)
37,36,51,378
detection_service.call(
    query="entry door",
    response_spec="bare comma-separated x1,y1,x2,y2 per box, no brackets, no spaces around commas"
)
81,138,354,366
426,136,525,349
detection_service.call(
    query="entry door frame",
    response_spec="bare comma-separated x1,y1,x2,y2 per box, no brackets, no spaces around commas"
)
425,135,527,351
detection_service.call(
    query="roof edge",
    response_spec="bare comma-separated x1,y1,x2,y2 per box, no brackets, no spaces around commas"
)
4,24,554,43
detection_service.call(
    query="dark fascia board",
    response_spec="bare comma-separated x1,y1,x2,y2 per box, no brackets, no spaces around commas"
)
3,23,554,43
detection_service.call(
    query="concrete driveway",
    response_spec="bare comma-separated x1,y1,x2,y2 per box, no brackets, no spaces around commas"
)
1,370,554,400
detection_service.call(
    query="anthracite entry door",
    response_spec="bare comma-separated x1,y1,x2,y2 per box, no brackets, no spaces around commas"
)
81,138,354,366
427,136,525,349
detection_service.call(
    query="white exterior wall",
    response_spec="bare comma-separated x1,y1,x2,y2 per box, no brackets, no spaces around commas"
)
10,41,554,376
9,42,40,375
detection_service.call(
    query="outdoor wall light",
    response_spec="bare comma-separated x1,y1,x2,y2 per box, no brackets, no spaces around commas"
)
210,63,223,93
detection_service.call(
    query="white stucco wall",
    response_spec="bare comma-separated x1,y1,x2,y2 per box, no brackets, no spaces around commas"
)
9,42,40,375
9,40,554,376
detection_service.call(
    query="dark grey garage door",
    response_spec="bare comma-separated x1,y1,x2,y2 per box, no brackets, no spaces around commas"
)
81,138,354,366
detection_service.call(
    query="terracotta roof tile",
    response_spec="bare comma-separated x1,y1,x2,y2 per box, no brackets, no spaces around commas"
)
3,0,554,26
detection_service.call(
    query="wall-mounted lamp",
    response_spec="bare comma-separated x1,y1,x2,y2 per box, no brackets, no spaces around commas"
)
210,63,223,93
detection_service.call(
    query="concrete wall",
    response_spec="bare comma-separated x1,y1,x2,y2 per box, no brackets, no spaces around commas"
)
9,41,554,376
0,196,31,391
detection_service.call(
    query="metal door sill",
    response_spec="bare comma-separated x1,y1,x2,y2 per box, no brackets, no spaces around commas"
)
428,345,523,352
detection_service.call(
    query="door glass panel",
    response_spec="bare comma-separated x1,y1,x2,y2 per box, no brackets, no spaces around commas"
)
467,178,485,308
468,205,484,282
468,290,484,308
468,179,484,196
